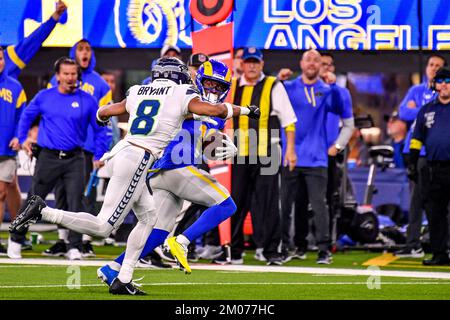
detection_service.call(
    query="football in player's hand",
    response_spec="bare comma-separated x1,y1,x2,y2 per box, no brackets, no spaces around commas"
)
202,131,225,161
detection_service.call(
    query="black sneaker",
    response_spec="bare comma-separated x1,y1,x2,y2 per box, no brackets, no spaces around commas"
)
422,256,450,266
160,249,176,262
82,241,96,258
9,195,46,233
266,255,283,266
212,251,230,265
187,250,199,262
109,278,146,295
0,243,7,256
316,251,332,265
138,252,172,269
292,248,307,260
42,240,67,257
21,240,33,251
394,247,425,258
281,251,292,263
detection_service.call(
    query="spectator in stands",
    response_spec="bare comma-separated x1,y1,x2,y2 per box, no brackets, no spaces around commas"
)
187,53,209,80
160,45,182,59
100,71,121,148
384,111,407,168
142,45,183,85
233,48,243,77
347,128,369,167
0,47,27,255
395,54,447,258
282,49,354,264
8,57,109,259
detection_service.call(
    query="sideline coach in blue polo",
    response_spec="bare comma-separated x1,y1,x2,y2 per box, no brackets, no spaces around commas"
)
9,57,108,259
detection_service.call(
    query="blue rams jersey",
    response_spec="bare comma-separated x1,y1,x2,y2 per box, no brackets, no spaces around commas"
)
0,72,27,156
282,77,346,167
18,87,109,160
4,17,58,79
152,117,226,171
399,82,436,155
48,40,112,154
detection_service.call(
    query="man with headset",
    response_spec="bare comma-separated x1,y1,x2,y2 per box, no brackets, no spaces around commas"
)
8,57,109,259
46,39,112,258
409,67,450,266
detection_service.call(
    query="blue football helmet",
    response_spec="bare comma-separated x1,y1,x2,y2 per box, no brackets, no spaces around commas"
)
151,57,192,84
195,59,232,104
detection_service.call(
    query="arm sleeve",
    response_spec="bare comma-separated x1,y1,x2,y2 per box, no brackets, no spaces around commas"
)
271,81,297,128
399,87,420,122
334,117,355,147
5,17,58,77
89,100,110,160
18,94,42,143
14,89,27,137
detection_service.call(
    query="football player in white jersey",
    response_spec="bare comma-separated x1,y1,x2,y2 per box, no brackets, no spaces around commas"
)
10,57,260,295
97,59,237,284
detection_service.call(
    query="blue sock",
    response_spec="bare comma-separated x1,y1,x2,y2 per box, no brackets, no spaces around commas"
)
114,228,169,265
183,197,236,242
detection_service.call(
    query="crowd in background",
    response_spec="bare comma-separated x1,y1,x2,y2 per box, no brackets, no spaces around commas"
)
1,1,450,267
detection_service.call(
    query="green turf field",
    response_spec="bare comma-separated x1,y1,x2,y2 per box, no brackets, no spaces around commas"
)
1,232,450,300
1,265,450,300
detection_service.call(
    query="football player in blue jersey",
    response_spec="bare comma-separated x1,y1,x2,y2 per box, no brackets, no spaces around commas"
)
97,59,238,285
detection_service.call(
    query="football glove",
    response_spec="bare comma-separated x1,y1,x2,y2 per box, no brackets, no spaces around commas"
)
215,134,237,161
247,105,261,119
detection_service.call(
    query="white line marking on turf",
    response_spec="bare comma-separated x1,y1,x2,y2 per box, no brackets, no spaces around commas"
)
0,282,450,289
2,258,450,279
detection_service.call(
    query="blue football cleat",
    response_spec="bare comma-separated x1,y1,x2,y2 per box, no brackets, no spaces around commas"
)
97,265,119,286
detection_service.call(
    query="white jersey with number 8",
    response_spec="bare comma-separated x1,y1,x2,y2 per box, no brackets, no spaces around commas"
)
124,79,200,157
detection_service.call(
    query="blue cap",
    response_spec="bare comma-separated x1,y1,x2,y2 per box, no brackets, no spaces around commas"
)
242,47,263,62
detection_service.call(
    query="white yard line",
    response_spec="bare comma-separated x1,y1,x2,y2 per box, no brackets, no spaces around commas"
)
1,258,450,279
0,282,449,290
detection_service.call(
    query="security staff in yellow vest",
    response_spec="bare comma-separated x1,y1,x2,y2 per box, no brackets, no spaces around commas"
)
214,47,297,266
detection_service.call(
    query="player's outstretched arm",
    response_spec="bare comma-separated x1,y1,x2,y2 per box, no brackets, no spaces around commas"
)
187,97,260,120
97,99,127,122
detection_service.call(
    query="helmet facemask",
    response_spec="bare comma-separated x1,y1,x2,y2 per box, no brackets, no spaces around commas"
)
195,59,232,104
201,78,230,104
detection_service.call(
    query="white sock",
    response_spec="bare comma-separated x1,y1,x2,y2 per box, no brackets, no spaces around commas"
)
118,260,134,283
42,207,111,237
176,234,190,246
118,218,154,284
57,229,69,243
42,207,63,225
109,261,122,272
82,234,93,242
